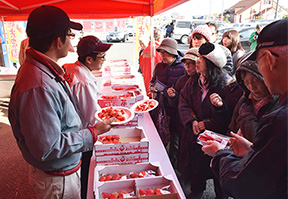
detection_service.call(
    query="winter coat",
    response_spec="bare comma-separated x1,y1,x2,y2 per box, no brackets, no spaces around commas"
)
178,74,236,182
139,41,161,97
212,93,287,199
150,56,186,116
229,59,280,141
249,31,258,51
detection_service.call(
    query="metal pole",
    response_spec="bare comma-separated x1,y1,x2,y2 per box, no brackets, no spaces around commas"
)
274,0,279,19
1,17,11,69
221,0,224,21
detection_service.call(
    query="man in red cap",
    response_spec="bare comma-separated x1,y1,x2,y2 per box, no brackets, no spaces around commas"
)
62,35,112,199
8,6,114,199
202,18,288,198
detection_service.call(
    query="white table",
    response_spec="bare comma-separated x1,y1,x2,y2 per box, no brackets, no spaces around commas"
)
87,112,186,199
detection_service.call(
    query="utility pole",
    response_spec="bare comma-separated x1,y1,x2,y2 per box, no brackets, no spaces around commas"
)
274,0,279,19
221,0,224,21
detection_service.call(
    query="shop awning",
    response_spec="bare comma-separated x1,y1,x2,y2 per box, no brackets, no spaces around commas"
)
0,0,189,21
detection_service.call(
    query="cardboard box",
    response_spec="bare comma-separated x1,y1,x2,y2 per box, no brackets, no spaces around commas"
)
116,116,138,127
96,180,137,199
95,153,149,166
136,176,179,199
95,162,162,182
95,176,179,199
98,91,136,108
95,127,148,156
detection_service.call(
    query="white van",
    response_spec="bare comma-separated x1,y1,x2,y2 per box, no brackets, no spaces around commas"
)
173,20,193,44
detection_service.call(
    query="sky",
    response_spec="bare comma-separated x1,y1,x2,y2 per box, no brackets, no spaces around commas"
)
164,0,288,17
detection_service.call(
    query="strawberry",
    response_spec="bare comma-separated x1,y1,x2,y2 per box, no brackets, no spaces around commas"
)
109,192,118,199
99,176,106,182
139,188,146,196
112,134,119,140
146,189,155,195
105,175,112,181
118,193,124,198
138,171,146,178
112,173,121,180
156,189,162,195
130,172,138,178
101,192,111,198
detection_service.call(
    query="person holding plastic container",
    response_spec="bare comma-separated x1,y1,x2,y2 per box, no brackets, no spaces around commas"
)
62,35,113,199
178,42,236,199
8,6,114,199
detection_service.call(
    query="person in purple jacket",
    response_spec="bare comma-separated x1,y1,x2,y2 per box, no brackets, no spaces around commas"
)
149,38,186,146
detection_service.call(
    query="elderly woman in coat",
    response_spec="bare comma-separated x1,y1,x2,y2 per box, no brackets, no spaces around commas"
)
215,52,279,142
149,38,186,146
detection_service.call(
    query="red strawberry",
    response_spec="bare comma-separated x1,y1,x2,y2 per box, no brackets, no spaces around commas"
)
109,192,118,199
101,192,111,198
130,172,139,178
138,171,146,178
105,175,112,181
139,188,146,196
118,193,124,198
156,189,162,195
146,189,155,195
112,173,121,180
99,176,106,182
112,135,119,140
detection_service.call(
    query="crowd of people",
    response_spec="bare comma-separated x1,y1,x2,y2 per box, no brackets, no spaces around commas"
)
8,4,287,199
140,19,287,199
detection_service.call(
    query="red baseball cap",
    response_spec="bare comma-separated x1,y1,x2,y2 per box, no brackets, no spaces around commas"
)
77,36,112,57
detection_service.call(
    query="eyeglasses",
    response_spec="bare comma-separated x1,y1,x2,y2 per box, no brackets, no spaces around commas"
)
96,54,106,59
66,32,75,40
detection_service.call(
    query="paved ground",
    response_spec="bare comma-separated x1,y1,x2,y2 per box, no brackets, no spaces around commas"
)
0,98,36,199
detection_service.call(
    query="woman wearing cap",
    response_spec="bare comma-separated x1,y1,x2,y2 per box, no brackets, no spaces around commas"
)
220,29,245,74
179,42,235,199
216,52,279,142
189,25,234,77
149,38,186,146
165,48,199,170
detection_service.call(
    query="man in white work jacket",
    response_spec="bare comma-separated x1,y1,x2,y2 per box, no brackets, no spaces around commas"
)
62,35,112,199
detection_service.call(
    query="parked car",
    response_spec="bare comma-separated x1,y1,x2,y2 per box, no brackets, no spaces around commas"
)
126,25,134,37
106,31,129,42
173,20,193,44
238,27,256,52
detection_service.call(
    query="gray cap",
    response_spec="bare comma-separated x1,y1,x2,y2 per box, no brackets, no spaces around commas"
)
156,38,178,56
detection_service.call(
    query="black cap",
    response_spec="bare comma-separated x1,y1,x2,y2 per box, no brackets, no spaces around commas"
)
77,36,112,57
26,5,83,40
247,18,288,61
